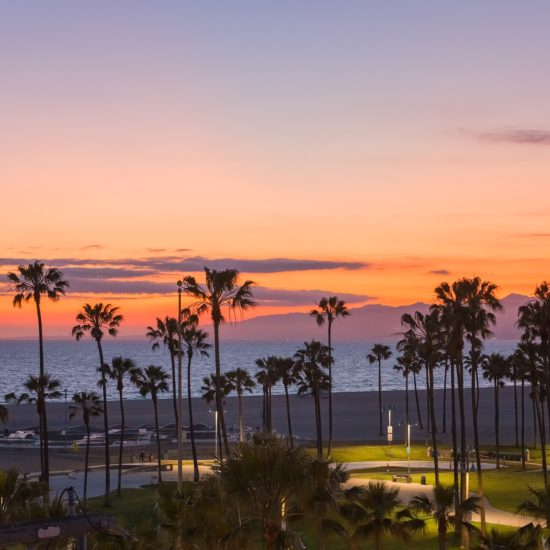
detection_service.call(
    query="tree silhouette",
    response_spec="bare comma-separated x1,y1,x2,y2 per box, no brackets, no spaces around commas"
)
72,302,123,506
367,344,392,436
183,267,256,456
7,261,68,486
311,296,349,457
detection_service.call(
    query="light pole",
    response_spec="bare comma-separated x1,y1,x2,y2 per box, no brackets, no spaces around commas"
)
382,405,395,456
177,280,183,493
399,417,416,476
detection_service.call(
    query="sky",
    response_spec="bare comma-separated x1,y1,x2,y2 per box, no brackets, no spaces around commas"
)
1,1,550,337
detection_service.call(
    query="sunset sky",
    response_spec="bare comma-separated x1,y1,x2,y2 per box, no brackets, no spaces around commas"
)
1,1,550,337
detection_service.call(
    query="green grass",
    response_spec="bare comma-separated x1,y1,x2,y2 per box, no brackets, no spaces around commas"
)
87,485,158,528
351,464,545,514
328,444,434,462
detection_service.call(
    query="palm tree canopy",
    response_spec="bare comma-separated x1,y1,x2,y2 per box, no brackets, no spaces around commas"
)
481,353,511,384
310,296,350,327
294,341,331,396
72,302,123,342
7,261,69,307
181,311,210,359
226,368,256,396
146,316,178,353
201,374,230,405
131,365,170,400
182,267,256,325
107,356,138,392
5,374,62,412
68,392,103,425
255,356,280,388
367,343,392,364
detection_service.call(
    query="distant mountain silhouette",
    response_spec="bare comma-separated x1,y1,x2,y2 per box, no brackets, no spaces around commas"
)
220,293,529,342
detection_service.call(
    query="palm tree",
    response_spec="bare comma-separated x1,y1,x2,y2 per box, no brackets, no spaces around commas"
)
226,368,256,443
4,373,62,489
72,302,123,505
481,353,510,470
512,347,532,469
401,309,442,483
367,344,392,436
517,485,550,528
471,522,544,550
201,373,230,459
181,310,210,482
462,277,502,534
294,341,331,459
146,317,179,433
7,261,68,486
274,357,298,447
131,365,170,483
0,468,48,524
255,356,278,433
409,484,480,550
0,407,7,425
342,481,417,550
311,296,350,457
68,392,103,504
183,267,256,455
106,357,137,496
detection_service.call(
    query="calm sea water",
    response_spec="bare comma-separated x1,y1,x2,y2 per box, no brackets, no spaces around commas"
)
0,339,518,402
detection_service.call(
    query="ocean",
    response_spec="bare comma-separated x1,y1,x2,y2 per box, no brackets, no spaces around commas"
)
0,339,519,402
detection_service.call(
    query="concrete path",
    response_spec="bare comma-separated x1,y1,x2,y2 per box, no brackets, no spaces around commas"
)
343,460,496,471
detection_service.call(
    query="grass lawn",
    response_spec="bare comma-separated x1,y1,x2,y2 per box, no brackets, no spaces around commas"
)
328,444,434,462
351,464,545,514
88,484,520,549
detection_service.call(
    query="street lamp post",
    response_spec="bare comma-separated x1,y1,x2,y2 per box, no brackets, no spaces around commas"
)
177,280,183,493
382,405,395,456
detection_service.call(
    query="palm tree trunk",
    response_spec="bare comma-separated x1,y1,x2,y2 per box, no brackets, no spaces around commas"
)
117,387,124,496
413,372,423,429
521,379,526,470
187,354,200,482
534,390,548,486
169,351,178,436
284,383,293,447
442,362,448,434
327,321,333,458
261,385,266,431
314,385,323,459
426,367,431,434
494,380,500,469
470,358,486,535
267,385,273,432
84,422,90,505
153,395,162,483
96,340,111,506
378,359,383,436
41,397,50,489
438,522,447,550
35,299,48,486
456,356,469,548
428,362,439,484
450,359,460,533
404,373,409,445
533,389,538,449
513,364,519,447
213,322,229,455
238,391,244,443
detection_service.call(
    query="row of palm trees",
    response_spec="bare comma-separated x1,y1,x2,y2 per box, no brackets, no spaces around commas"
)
142,437,545,550
381,277,550,547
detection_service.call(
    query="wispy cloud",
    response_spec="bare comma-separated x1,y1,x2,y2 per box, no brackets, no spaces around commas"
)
474,128,550,145
0,256,369,274
428,269,450,275
81,244,103,250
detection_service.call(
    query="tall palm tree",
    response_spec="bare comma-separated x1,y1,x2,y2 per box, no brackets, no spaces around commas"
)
512,347,531,470
435,280,469,545
68,392,103,505
409,485,480,550
255,356,278,433
4,373,62,488
274,357,298,447
226,368,256,443
183,268,256,455
367,344,392,436
462,277,502,535
481,353,510,470
72,302,123,506
181,310,210,482
146,317,179,434
106,356,137,496
131,365,170,483
311,296,350,457
294,341,331,459
7,261,68,486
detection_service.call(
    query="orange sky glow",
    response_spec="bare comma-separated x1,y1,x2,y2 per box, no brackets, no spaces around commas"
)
1,2,550,338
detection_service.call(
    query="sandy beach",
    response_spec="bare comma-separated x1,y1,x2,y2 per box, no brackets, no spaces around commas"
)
0,387,533,470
